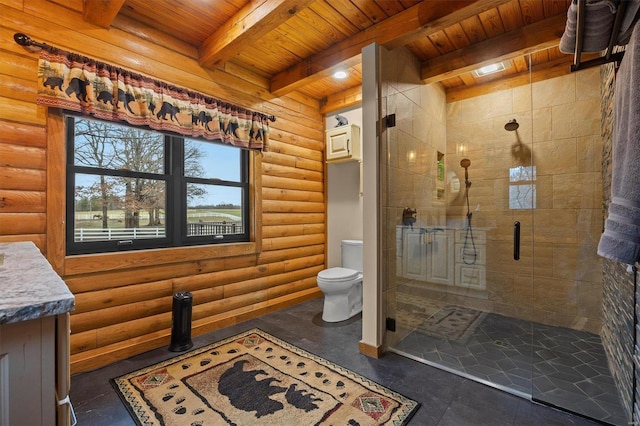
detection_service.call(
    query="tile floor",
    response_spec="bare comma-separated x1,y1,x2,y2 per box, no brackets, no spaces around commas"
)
71,298,606,425
392,312,627,425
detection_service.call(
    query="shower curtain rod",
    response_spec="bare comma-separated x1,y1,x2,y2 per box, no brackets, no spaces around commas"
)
13,32,277,123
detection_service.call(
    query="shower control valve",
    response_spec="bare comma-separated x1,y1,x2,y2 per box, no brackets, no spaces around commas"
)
402,207,417,227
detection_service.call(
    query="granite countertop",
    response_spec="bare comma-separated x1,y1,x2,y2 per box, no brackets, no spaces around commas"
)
0,241,75,325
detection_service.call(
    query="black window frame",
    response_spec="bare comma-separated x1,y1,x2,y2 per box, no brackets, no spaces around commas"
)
65,115,250,255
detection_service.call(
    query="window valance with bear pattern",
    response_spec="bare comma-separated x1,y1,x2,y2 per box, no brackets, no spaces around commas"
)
36,48,270,151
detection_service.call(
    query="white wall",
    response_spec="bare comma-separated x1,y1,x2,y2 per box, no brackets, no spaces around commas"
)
325,108,364,268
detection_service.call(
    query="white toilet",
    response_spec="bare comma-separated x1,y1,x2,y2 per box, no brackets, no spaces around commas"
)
317,240,363,322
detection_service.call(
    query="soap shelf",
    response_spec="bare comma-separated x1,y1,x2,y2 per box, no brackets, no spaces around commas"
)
435,151,445,202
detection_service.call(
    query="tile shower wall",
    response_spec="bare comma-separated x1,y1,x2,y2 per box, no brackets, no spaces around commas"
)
378,44,633,421
600,61,634,420
380,46,448,347
445,68,604,333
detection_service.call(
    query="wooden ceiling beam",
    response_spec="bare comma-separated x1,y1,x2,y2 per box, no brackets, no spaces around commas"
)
269,0,511,97
421,14,567,84
320,85,363,115
199,0,315,69
82,0,125,28
445,54,584,103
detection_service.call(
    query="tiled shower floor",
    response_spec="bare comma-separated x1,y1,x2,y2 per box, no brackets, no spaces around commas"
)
391,307,628,425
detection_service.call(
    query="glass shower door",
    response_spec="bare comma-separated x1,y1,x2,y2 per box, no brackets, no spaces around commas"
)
383,46,628,424
381,46,536,399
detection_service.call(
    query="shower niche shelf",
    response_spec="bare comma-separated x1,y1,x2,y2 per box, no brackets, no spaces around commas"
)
434,151,445,203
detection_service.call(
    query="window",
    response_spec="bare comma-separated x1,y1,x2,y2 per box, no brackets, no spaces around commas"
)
509,165,536,209
66,116,249,254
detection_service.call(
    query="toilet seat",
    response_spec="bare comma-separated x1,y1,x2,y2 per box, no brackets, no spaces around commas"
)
317,267,359,282
317,266,363,322
317,240,363,323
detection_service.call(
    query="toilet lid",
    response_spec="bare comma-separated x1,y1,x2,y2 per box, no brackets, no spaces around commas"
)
318,267,359,282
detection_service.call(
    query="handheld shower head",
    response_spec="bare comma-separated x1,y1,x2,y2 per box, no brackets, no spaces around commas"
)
505,119,519,131
460,158,471,184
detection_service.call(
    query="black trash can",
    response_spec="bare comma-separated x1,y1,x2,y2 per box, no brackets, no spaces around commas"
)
169,291,194,352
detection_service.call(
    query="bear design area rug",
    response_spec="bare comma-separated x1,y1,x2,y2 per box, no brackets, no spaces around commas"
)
111,328,419,425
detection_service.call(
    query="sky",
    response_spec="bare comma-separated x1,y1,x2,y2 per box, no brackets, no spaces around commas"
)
188,141,243,207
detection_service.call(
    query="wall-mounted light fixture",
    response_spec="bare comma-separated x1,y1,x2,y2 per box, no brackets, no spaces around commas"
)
407,150,416,165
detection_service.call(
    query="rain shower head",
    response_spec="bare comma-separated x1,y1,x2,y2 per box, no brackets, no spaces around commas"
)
505,119,532,166
505,119,519,131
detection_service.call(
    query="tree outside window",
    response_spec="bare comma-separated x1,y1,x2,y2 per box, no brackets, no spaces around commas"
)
67,116,249,254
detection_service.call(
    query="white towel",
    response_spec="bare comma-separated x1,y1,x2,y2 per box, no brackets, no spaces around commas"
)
597,22,640,265
560,0,618,54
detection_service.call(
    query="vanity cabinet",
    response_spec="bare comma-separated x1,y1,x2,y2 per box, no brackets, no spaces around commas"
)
326,124,361,163
402,228,427,280
398,227,485,290
395,227,403,277
426,230,454,286
400,227,454,285
0,242,74,426
1,316,55,425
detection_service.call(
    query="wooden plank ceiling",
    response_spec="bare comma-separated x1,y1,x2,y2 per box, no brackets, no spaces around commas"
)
83,0,576,111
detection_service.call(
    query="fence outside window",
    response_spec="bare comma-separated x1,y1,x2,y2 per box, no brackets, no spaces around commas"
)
75,221,242,241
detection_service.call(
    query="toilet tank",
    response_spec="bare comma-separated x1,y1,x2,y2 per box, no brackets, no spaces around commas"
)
341,240,363,272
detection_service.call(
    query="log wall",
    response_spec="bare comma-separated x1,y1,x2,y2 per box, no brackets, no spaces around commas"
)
0,0,326,373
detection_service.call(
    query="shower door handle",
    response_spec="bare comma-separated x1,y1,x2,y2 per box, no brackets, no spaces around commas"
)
513,221,520,260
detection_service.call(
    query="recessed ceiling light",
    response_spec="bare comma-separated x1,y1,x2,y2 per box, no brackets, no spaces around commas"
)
473,62,505,77
333,70,348,79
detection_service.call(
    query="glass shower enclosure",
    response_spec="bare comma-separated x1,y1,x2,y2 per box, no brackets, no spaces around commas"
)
379,45,628,424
